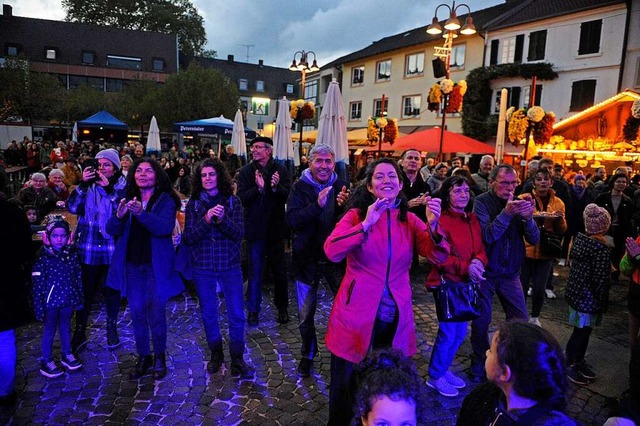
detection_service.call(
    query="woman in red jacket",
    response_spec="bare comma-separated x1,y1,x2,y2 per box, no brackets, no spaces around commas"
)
323,158,449,425
425,176,488,397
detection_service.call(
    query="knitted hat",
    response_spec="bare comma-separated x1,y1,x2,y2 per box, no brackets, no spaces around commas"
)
574,173,586,182
583,203,610,235
45,218,71,235
251,136,273,147
95,148,121,170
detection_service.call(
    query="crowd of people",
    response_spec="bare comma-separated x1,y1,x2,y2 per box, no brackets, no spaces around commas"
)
1,135,639,425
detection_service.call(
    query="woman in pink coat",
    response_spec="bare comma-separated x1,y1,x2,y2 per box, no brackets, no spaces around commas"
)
323,158,449,425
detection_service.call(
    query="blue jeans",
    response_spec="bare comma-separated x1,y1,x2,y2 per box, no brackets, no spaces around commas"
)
470,275,528,373
520,258,553,317
192,267,246,356
429,320,468,379
0,330,16,396
245,239,289,314
126,263,167,356
42,306,73,360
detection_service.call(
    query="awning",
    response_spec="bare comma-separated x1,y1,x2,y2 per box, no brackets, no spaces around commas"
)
174,116,256,139
78,110,127,129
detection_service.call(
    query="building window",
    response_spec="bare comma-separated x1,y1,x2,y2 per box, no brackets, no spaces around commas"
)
5,43,21,56
523,85,543,107
81,50,95,65
373,98,388,117
352,66,364,85
286,83,294,94
239,79,248,91
256,80,265,92
578,20,602,55
376,60,391,82
152,58,165,71
501,35,524,64
350,102,362,120
106,78,125,92
494,88,522,113
304,80,318,102
45,48,58,61
106,54,141,70
527,30,547,61
402,95,421,118
405,53,424,77
450,44,466,69
69,75,105,91
570,80,596,111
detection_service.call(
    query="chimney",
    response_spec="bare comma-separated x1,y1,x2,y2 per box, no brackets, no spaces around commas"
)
3,4,13,17
258,59,264,67
227,54,234,63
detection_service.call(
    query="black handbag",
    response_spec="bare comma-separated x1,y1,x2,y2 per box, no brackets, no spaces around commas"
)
539,228,563,258
433,276,482,322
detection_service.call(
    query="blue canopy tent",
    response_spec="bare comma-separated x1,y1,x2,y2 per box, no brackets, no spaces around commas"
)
77,110,128,144
174,116,257,139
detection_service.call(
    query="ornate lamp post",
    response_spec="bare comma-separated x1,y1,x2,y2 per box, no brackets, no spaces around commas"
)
426,1,476,162
289,50,320,164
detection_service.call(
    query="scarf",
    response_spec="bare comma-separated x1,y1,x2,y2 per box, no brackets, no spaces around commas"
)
300,168,337,193
571,185,586,200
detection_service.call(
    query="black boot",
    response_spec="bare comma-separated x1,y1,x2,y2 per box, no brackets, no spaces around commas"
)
71,324,87,354
230,355,254,379
207,347,224,374
153,353,167,380
106,318,120,349
130,355,153,380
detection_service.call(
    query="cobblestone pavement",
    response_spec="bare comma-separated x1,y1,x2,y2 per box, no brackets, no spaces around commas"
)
0,261,631,425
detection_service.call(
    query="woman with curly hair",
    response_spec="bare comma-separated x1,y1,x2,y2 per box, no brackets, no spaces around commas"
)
353,349,429,426
323,157,449,425
183,159,252,378
458,321,577,425
106,157,184,381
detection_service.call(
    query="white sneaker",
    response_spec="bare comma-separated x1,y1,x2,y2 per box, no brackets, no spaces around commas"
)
527,287,532,297
427,376,459,397
529,317,542,327
443,370,466,389
545,289,557,299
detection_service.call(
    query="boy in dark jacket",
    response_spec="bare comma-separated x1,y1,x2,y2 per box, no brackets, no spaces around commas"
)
32,219,83,377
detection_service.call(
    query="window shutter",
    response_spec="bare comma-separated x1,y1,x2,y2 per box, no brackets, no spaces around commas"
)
514,35,524,63
490,40,499,65
527,30,546,61
510,87,521,108
579,20,602,55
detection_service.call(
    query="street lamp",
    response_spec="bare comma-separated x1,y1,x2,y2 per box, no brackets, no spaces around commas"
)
426,1,476,162
289,50,320,164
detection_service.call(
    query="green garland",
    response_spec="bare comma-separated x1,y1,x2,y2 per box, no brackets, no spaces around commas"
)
461,63,558,141
623,116,640,142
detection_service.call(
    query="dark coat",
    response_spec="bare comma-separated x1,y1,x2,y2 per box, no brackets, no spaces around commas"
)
286,176,349,283
595,191,634,244
237,159,291,242
566,232,611,314
401,171,430,221
105,192,184,302
31,246,83,321
0,197,33,331
473,191,540,279
458,382,578,426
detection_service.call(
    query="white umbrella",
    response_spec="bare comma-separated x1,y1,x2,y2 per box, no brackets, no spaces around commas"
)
273,97,294,163
316,78,349,180
231,109,247,161
146,115,161,154
72,122,78,143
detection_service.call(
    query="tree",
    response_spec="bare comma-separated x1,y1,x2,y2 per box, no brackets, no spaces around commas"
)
60,85,108,122
0,57,65,123
62,0,207,57
157,63,239,128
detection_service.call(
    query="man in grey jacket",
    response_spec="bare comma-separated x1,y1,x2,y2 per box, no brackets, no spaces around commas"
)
470,164,539,381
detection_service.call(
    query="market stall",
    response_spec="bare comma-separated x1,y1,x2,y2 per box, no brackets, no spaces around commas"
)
537,91,640,173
